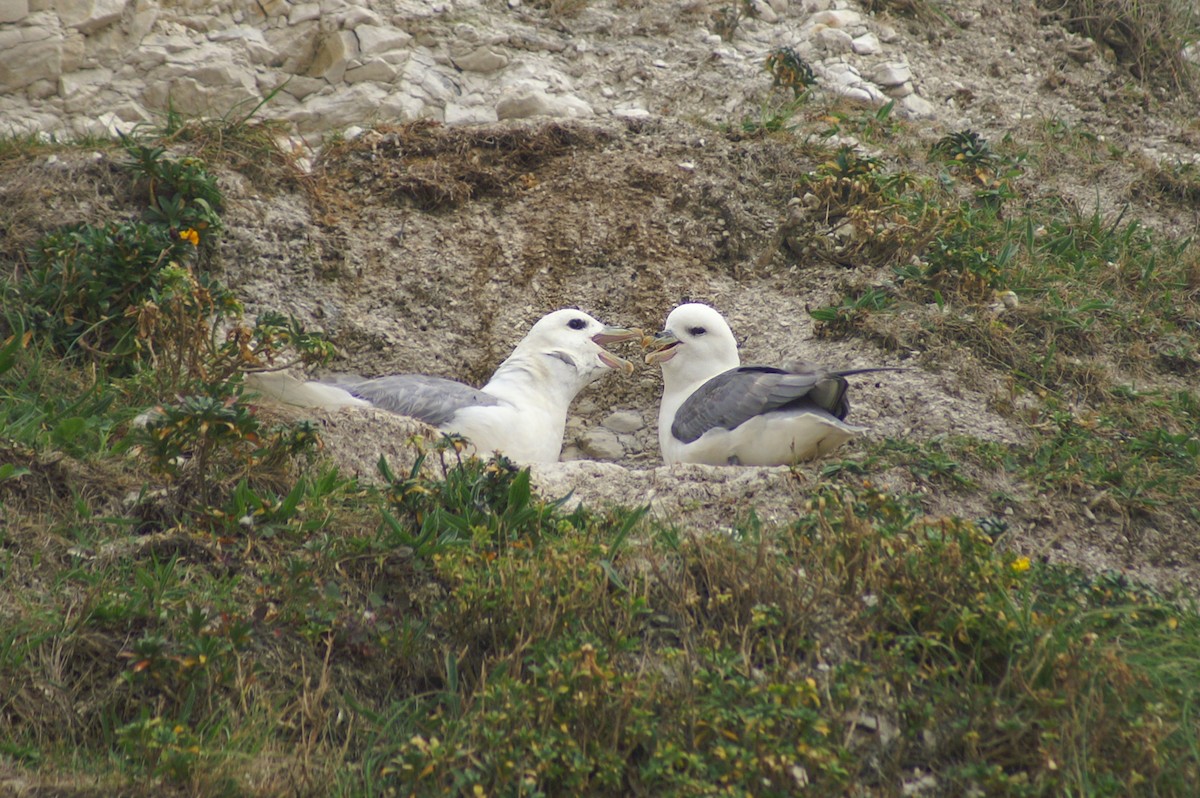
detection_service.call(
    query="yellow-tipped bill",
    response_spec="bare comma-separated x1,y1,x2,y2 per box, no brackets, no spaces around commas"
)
643,329,680,365
593,326,641,374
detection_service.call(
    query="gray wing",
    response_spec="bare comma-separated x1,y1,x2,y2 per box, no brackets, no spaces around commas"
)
671,364,899,444
323,374,501,427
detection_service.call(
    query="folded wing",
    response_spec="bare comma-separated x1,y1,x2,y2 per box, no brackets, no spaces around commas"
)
325,374,503,427
671,363,901,444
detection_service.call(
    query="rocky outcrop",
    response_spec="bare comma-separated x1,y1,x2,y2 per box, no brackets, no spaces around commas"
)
1,0,939,142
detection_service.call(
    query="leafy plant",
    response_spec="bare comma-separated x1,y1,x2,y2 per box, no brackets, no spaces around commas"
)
810,285,895,337
378,438,570,563
765,46,816,98
121,139,223,249
137,388,319,508
22,221,202,364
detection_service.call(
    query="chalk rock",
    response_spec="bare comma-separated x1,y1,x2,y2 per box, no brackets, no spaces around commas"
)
289,2,320,25
309,30,359,81
496,89,593,119
286,82,389,132
445,100,498,125
815,26,853,54
852,32,880,55
355,24,412,57
345,58,398,84
750,0,777,23
900,93,935,118
58,67,111,110
0,0,28,24
58,0,125,33
870,62,912,87
578,428,625,460
0,21,63,92
451,46,509,73
809,9,861,28
602,410,645,434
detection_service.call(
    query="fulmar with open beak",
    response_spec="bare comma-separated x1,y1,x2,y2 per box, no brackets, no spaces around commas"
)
250,309,639,463
645,303,898,466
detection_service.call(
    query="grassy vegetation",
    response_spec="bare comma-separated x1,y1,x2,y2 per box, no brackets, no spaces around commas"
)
3,57,1200,798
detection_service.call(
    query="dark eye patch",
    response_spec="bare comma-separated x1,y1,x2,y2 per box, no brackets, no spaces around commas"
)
568,318,588,330
688,326,707,336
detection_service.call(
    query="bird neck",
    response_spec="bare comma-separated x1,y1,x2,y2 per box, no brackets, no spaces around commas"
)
661,354,737,398
483,352,577,412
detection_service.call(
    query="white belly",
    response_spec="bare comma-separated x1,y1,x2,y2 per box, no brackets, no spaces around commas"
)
448,404,565,464
662,410,863,466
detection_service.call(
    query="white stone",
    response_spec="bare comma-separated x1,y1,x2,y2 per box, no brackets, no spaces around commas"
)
495,89,593,119
338,6,381,28
128,8,157,43
821,62,860,86
445,102,498,125
884,81,914,98
838,86,874,105
58,67,111,99
602,410,644,434
289,2,320,25
414,67,459,104
815,26,853,53
281,75,326,100
852,32,880,55
142,75,258,118
876,24,899,43
26,78,57,99
73,110,135,138
308,30,358,81
612,105,649,119
750,0,777,23
768,0,788,12
355,24,412,57
870,62,912,87
578,428,624,460
899,93,935,118
0,0,28,24
58,0,125,33
344,58,398,84
810,9,861,28
451,46,509,73
286,82,387,132
0,38,62,92
208,26,274,65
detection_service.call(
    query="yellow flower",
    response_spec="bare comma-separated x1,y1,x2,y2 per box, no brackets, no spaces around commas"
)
180,228,200,246
1011,556,1031,573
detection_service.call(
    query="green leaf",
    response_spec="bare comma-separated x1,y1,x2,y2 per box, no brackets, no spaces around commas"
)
0,463,32,482
507,469,532,515
51,416,88,446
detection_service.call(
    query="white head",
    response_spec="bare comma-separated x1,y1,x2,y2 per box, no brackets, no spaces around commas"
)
491,309,638,401
644,303,740,390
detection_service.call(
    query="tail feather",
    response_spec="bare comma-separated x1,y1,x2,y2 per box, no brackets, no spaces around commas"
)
244,372,371,409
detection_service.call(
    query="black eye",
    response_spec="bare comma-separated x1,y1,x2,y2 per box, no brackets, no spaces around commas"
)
567,318,588,330
688,326,707,336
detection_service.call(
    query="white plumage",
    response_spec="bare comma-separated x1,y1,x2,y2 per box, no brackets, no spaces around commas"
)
248,309,637,464
645,303,893,466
